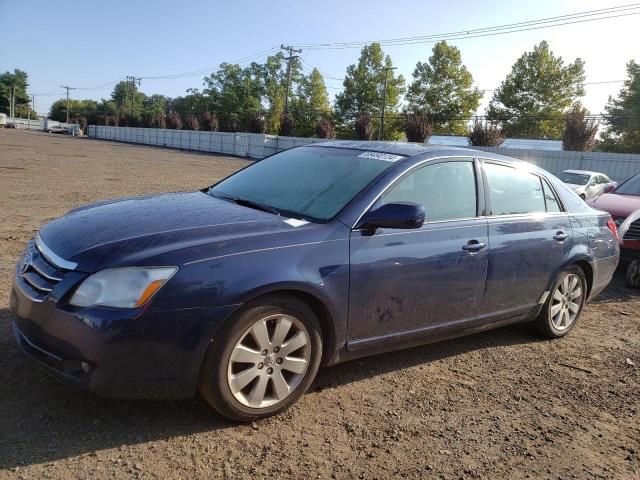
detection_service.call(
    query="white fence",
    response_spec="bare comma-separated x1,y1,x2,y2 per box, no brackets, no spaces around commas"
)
87,126,327,159
86,125,640,183
474,147,640,183
430,135,562,151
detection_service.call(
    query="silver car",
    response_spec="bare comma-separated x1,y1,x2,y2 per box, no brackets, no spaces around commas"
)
557,170,617,200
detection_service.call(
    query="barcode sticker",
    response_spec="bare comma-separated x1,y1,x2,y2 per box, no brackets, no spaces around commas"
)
357,151,404,162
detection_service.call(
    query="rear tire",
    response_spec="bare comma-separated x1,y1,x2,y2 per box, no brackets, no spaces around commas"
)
535,265,587,338
198,295,322,422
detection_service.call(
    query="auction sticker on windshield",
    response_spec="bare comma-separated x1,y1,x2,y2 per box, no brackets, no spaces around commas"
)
357,152,404,162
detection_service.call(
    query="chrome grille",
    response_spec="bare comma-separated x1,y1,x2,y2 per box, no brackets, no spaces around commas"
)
16,239,68,302
625,219,640,241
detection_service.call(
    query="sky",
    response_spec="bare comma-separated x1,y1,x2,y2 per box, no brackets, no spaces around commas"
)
0,0,638,117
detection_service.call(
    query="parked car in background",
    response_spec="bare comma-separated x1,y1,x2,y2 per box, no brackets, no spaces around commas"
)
589,172,640,285
557,170,617,200
10,143,620,422
47,124,69,134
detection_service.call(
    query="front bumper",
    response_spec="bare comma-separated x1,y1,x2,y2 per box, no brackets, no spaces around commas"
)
10,274,239,399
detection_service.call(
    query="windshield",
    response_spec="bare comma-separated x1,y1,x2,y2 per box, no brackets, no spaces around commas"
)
614,173,640,196
557,172,590,185
210,146,399,222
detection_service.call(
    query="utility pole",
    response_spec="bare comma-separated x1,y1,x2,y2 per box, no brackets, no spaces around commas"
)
280,45,301,113
28,95,34,129
126,76,141,117
378,67,396,141
10,85,16,119
60,85,76,124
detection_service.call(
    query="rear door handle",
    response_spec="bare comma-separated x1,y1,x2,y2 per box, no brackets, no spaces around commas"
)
553,231,569,241
462,240,486,252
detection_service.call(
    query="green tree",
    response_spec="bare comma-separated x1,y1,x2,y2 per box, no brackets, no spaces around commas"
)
142,94,169,128
406,41,482,135
0,69,34,118
488,41,585,139
202,62,263,131
49,99,99,123
599,60,640,153
111,80,146,120
291,68,332,137
335,43,405,139
260,53,303,134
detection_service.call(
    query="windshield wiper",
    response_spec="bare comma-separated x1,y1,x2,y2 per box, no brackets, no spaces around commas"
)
208,189,281,216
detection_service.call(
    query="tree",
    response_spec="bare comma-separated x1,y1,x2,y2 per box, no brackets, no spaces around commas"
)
111,80,146,119
142,95,168,128
166,111,182,129
202,62,263,132
468,118,506,147
599,60,640,153
0,69,34,118
488,41,585,139
562,103,598,151
201,111,219,132
404,112,434,143
354,114,373,140
315,118,335,138
260,53,303,134
406,41,482,135
49,99,100,123
335,43,405,139
291,68,331,137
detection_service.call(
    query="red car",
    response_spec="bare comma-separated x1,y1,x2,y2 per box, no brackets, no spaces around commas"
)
589,172,640,285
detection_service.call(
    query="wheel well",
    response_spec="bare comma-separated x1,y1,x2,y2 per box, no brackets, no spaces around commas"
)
574,260,593,298
249,289,337,365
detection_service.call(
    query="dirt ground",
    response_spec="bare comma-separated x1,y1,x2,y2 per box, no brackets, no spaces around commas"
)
0,130,638,480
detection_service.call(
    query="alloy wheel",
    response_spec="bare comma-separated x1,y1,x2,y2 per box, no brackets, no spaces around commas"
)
549,273,584,331
227,314,311,408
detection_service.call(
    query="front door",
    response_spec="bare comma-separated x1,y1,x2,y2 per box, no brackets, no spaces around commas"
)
348,158,489,347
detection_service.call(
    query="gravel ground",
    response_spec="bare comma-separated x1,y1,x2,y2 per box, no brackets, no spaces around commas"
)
0,130,638,480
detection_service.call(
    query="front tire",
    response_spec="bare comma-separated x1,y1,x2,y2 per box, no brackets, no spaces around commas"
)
535,265,587,338
626,260,640,288
199,295,322,422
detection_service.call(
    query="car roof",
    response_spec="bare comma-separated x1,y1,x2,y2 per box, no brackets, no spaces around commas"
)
562,169,605,176
312,140,523,162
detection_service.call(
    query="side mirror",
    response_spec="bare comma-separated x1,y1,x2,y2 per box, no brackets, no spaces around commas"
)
356,202,425,230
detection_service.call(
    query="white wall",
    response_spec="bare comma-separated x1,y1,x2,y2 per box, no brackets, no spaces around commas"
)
87,126,640,183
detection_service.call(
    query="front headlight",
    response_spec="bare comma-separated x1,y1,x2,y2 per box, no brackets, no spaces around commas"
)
70,267,177,308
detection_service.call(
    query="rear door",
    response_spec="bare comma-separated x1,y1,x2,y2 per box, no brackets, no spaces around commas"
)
479,161,571,319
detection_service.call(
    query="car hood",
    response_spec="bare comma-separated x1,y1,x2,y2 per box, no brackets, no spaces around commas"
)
39,191,303,271
589,193,640,217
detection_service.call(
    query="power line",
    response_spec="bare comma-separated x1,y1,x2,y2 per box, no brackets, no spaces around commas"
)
291,4,640,49
138,47,279,80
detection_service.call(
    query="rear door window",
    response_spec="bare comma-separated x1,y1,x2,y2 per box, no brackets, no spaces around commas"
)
541,178,562,213
484,163,546,215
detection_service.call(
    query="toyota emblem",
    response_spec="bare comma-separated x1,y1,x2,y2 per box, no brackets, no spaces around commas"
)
20,253,32,275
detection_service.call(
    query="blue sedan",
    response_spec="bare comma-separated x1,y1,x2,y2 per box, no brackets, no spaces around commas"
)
10,142,620,421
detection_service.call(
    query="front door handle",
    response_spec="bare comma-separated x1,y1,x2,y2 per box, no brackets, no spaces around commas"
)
553,231,569,241
462,240,486,252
